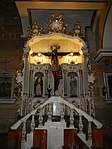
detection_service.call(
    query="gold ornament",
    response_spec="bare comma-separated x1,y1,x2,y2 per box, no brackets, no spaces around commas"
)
47,13,67,33
71,21,85,40
27,21,42,40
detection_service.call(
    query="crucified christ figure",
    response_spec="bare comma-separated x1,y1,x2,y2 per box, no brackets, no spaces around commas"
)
50,45,62,95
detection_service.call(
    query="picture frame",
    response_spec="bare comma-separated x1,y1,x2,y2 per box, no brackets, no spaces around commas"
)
0,73,14,98
103,72,112,101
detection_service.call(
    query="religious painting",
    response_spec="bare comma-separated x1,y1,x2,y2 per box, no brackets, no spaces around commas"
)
0,74,13,98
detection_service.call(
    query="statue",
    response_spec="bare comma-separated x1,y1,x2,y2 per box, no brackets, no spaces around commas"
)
50,45,60,71
35,76,43,97
47,84,52,98
70,76,77,97
50,45,62,95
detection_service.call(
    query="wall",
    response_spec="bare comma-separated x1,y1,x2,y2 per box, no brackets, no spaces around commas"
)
103,4,112,48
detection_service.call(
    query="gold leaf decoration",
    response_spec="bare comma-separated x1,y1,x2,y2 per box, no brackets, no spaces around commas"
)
27,21,42,40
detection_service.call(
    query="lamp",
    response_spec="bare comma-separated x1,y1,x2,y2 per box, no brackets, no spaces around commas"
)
102,86,107,96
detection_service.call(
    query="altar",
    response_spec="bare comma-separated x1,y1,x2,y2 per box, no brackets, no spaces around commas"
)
15,13,95,116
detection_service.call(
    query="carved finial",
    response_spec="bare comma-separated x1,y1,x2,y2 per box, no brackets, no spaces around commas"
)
71,21,85,40
27,21,42,40
47,13,67,33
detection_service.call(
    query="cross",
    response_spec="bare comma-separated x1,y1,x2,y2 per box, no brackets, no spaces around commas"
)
1,59,10,71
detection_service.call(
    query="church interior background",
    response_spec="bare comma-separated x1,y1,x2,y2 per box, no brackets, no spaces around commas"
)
0,0,112,149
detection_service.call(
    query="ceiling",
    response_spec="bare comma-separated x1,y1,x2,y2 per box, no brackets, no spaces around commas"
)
15,0,106,36
30,10,94,32
0,0,107,41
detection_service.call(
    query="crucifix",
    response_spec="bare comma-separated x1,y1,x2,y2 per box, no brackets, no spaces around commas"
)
1,59,10,71
50,45,62,95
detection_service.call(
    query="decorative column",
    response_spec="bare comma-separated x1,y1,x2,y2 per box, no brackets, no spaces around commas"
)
21,46,30,115
78,68,81,97
60,103,65,122
79,69,83,96
88,55,95,116
45,69,48,96
47,103,52,122
88,121,92,140
39,108,43,127
79,114,83,133
70,109,74,128
20,96,24,116
21,120,27,149
23,46,30,95
29,68,33,97
22,121,26,142
82,48,88,96
31,114,35,131
63,69,67,96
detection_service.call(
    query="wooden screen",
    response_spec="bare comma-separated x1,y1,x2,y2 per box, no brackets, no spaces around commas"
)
64,129,78,148
8,129,22,149
92,128,104,149
33,129,47,149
